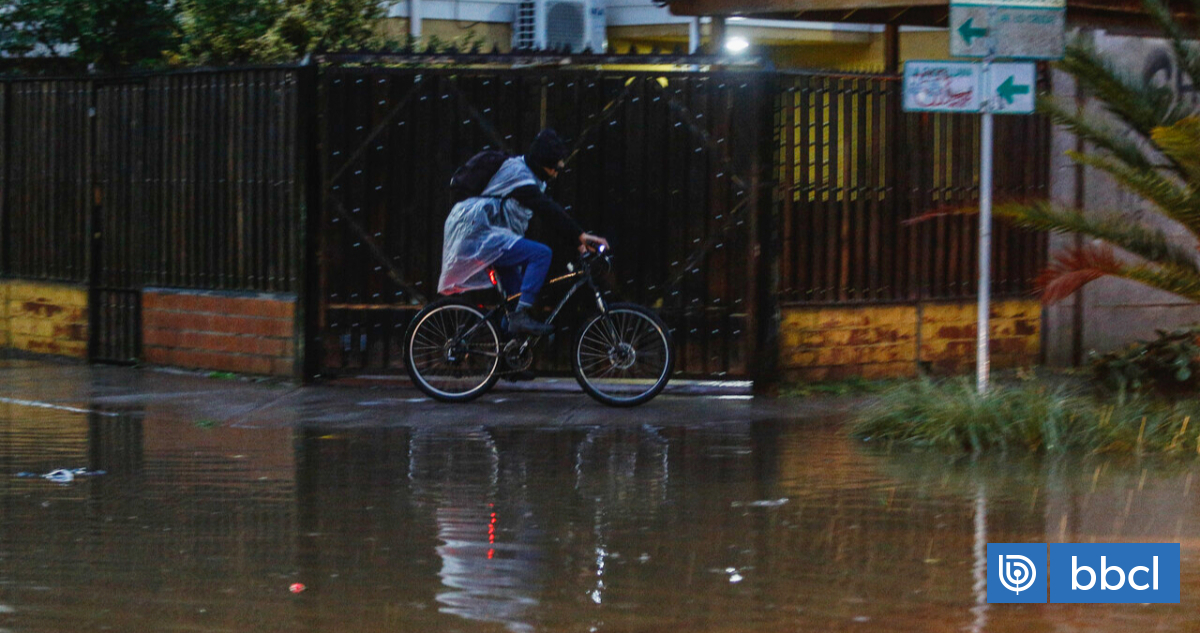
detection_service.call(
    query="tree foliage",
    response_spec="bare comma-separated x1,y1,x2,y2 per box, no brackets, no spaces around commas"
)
0,0,177,69
171,0,396,65
1002,0,1200,304
0,0,399,69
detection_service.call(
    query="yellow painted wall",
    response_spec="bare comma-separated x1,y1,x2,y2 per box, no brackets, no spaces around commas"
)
781,299,1041,381
782,305,919,380
900,30,952,62
0,282,7,349
1,280,89,358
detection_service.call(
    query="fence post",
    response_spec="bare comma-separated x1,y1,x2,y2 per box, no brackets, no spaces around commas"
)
86,81,101,362
296,61,324,382
0,81,8,278
752,71,781,393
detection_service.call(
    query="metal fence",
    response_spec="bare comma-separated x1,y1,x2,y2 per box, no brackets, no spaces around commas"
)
5,80,92,282
0,68,307,363
775,72,1048,305
0,59,1050,379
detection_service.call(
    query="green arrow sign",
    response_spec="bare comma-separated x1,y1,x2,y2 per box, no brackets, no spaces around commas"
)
996,75,1030,104
958,17,988,45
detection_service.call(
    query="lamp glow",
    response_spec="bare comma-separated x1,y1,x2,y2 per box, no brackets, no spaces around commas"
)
725,37,749,53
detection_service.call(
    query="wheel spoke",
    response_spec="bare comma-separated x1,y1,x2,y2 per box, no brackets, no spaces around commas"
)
574,309,672,404
408,304,499,398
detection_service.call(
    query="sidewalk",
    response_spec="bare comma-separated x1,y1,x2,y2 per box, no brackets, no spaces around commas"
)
0,358,856,429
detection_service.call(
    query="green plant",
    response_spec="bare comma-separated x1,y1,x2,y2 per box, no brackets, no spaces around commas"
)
853,377,1200,455
171,0,395,65
914,0,1200,305
1091,325,1200,394
0,0,178,69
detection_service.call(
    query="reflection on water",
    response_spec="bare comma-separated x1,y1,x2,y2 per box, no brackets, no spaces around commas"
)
2,402,1200,632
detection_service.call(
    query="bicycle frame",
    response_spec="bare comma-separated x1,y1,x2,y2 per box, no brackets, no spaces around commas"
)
457,259,610,344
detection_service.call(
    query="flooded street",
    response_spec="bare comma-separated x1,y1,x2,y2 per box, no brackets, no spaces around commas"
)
1,361,1198,632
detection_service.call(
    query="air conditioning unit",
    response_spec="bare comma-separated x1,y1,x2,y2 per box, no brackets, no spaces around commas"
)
513,0,607,53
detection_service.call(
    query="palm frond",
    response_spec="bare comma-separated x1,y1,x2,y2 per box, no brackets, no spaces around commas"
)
1039,245,1200,304
1038,96,1159,175
1119,261,1200,302
1151,117,1200,185
1037,245,1123,303
1143,0,1200,98
1066,150,1200,239
1059,39,1185,138
998,200,1200,272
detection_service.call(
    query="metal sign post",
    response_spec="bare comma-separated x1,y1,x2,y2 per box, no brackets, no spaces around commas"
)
905,0,1057,393
977,55,994,393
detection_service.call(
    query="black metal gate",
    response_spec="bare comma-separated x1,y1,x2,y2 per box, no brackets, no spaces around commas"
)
314,60,775,379
90,81,147,364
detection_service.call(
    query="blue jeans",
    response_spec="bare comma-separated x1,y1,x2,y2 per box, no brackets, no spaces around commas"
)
493,238,552,308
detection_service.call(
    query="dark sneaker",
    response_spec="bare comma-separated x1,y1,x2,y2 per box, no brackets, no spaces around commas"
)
508,308,554,336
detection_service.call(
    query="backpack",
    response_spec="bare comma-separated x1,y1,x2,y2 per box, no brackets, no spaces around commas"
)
449,150,511,202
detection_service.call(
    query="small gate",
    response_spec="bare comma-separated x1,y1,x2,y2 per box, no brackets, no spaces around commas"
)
90,81,148,364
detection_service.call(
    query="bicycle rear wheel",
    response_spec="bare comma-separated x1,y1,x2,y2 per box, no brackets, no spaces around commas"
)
404,299,501,402
572,303,674,407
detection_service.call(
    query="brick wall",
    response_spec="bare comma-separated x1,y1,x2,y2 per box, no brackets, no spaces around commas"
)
780,300,1041,381
0,280,89,358
920,302,1041,373
142,289,296,377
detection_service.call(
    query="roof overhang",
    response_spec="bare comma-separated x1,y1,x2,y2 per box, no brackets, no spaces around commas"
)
663,0,1190,32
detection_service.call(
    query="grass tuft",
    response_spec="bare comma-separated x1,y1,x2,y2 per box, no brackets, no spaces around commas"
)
853,377,1200,455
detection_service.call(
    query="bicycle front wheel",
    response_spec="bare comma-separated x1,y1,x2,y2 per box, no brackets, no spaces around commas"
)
572,303,674,407
404,299,501,402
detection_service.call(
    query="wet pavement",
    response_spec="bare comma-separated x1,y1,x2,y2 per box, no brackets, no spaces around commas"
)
1,359,1199,632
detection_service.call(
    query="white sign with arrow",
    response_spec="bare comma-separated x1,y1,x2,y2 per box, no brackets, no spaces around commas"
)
989,62,1035,113
950,0,1065,60
903,61,1035,115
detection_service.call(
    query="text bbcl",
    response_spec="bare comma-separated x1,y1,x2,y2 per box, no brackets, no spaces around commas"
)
1049,543,1180,604
1072,556,1160,591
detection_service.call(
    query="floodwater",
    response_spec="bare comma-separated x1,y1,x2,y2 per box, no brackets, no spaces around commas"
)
1,395,1199,632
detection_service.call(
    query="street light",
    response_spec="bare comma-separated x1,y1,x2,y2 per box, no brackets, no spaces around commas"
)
725,37,749,53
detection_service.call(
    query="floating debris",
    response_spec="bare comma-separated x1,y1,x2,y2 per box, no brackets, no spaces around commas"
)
731,498,789,508
15,468,107,483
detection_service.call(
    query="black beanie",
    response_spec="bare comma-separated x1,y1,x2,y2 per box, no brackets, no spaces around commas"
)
526,128,568,172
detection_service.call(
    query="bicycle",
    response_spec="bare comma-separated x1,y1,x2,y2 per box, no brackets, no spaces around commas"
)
403,246,674,407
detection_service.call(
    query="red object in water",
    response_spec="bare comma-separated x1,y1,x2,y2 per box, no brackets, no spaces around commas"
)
290,583,306,594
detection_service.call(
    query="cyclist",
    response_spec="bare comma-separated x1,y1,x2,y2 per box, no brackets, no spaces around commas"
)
439,128,608,336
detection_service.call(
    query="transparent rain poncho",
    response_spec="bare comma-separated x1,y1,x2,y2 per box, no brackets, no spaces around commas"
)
438,157,544,295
